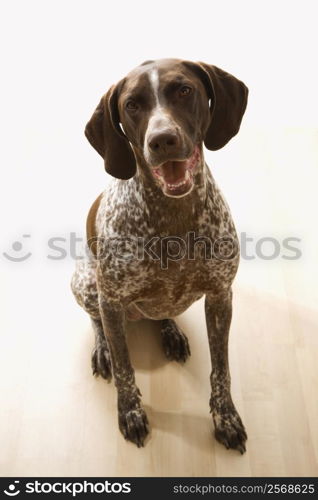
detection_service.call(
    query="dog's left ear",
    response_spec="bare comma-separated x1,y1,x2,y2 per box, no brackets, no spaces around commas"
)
85,81,136,180
185,62,248,150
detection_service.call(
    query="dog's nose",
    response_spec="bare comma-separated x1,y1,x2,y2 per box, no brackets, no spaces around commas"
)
148,131,180,153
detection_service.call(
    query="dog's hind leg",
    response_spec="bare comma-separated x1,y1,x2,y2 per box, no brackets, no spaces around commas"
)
160,319,191,363
91,317,112,381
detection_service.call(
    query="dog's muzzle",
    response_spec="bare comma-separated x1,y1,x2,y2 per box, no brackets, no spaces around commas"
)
151,145,201,198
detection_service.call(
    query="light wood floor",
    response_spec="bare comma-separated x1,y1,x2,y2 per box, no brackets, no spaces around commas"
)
1,129,318,476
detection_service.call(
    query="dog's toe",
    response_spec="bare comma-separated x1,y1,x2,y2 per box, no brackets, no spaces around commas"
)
119,407,149,447
161,319,191,363
91,343,112,381
213,410,247,454
215,425,247,454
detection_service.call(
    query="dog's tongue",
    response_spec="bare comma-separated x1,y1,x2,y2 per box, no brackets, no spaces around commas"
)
160,160,187,184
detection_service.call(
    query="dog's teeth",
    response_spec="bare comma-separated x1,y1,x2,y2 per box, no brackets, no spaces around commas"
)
167,179,187,189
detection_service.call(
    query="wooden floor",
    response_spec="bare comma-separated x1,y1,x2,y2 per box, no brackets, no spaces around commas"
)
1,128,318,476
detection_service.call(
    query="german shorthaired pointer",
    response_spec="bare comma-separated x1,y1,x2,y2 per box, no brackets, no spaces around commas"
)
71,59,248,453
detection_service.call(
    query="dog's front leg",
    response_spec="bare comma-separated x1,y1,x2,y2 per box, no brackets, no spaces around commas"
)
205,289,247,454
99,294,149,447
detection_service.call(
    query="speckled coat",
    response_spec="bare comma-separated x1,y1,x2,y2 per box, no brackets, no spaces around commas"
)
72,161,239,318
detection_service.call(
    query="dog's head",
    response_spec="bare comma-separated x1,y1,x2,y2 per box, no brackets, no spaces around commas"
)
85,59,248,198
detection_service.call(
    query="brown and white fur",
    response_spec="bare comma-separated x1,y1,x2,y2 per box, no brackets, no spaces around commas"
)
71,59,248,453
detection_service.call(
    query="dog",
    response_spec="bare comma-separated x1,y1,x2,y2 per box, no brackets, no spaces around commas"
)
71,58,248,453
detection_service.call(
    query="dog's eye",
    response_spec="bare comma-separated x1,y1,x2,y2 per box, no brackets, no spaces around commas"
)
126,100,138,111
179,85,192,97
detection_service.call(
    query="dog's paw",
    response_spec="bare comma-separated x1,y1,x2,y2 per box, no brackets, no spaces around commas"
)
118,406,149,447
212,407,247,454
91,342,112,381
161,319,191,363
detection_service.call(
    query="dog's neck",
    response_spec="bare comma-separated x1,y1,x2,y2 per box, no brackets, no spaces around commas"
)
131,148,210,235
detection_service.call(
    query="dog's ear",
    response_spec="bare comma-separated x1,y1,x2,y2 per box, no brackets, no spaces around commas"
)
185,62,248,151
85,82,136,180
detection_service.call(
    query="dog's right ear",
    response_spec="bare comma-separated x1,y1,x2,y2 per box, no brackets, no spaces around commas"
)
85,83,136,180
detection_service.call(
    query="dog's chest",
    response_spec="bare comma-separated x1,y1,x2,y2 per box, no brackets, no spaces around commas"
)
96,183,239,311
132,254,238,319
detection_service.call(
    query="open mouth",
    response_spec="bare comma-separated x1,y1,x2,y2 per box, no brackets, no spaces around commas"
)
152,145,201,197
